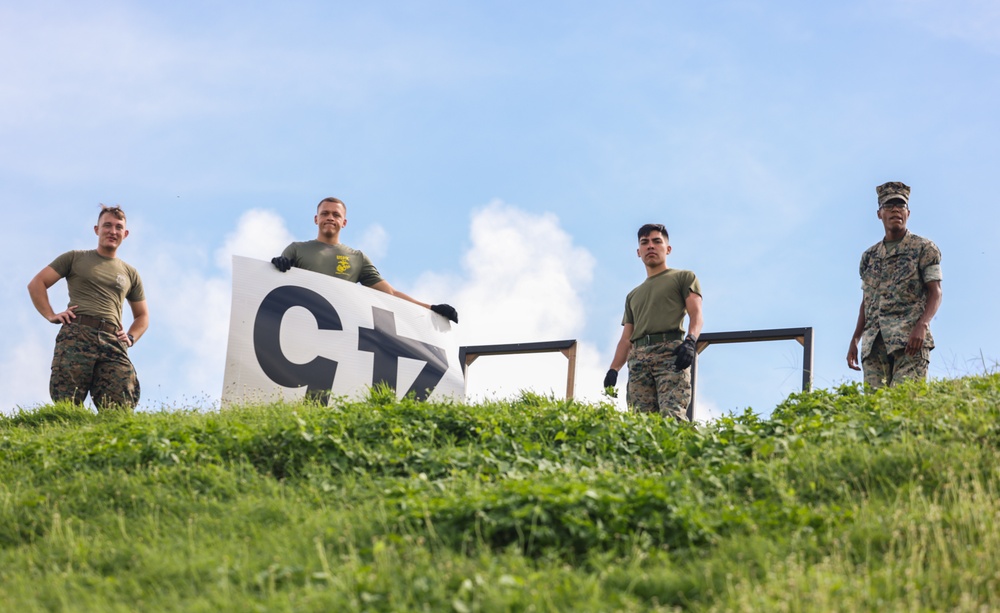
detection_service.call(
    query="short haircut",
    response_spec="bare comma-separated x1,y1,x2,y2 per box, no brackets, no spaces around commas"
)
637,223,668,241
317,197,346,213
98,204,126,224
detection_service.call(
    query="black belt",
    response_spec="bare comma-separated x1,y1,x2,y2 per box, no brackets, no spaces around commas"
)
632,331,684,347
73,315,119,334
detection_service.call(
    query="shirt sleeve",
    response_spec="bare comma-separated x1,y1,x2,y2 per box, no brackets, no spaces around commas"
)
621,295,634,326
356,252,384,287
687,272,702,298
127,268,146,302
920,241,943,284
48,251,75,277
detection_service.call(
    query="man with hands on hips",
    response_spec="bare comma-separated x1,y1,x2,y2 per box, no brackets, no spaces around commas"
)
28,204,148,411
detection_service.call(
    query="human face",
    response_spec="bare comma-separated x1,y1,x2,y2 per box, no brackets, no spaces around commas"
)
637,230,671,268
94,213,128,255
315,201,347,240
877,199,909,237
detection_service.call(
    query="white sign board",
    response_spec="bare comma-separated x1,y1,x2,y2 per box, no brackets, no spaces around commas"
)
222,256,464,407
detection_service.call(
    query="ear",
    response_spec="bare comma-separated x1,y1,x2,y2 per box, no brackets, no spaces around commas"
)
122,229,129,239
665,244,672,255
94,225,99,236
314,214,320,226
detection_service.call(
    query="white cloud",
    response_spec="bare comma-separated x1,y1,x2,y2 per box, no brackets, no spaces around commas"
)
214,209,295,272
137,209,293,408
355,224,389,261
453,200,595,340
411,200,625,407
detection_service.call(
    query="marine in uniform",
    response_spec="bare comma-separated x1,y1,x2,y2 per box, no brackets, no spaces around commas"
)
271,197,458,322
604,224,704,420
847,182,943,388
27,205,148,411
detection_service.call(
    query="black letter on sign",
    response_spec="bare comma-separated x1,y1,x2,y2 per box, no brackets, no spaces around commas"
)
358,307,448,401
253,286,343,405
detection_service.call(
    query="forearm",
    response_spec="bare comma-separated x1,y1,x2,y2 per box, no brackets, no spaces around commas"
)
371,281,431,310
916,282,942,329
686,311,703,339
27,279,56,319
609,339,631,371
392,289,431,310
127,315,149,341
850,301,865,342
27,270,71,323
684,293,704,339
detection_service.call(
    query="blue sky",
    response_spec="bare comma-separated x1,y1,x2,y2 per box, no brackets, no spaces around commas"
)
2,0,998,418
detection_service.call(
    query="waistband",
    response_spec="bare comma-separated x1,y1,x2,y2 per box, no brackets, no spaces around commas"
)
631,331,684,347
72,315,119,335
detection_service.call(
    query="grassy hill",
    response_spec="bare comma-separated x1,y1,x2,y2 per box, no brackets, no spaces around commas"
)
2,375,999,612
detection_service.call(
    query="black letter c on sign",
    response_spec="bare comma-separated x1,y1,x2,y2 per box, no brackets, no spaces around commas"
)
253,286,343,405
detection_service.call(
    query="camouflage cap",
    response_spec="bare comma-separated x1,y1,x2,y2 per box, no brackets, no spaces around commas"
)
876,181,911,207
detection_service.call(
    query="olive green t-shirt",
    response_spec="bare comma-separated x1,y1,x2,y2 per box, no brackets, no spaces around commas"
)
281,240,383,287
622,268,701,340
49,250,145,330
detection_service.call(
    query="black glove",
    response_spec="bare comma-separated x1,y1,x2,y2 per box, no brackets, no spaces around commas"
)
430,304,458,323
271,256,292,272
672,336,697,370
603,368,618,389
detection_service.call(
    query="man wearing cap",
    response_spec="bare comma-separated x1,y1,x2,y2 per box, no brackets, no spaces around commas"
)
847,182,942,388
27,205,148,410
603,223,703,420
270,197,458,323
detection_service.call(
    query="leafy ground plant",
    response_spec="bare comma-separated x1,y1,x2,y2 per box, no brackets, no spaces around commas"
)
1,375,998,611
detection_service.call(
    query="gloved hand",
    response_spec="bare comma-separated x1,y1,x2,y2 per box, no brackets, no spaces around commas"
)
672,336,697,370
430,304,459,323
604,368,618,396
271,256,292,272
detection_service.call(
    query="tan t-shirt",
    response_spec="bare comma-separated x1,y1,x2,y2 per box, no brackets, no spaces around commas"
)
280,240,383,287
49,250,145,330
623,268,701,340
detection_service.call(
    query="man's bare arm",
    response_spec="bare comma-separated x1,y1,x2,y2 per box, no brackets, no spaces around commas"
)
906,281,942,356
609,323,634,372
847,299,865,371
121,300,150,346
27,266,76,324
685,292,703,339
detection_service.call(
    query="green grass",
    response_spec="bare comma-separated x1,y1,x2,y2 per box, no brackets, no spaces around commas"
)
2,376,999,611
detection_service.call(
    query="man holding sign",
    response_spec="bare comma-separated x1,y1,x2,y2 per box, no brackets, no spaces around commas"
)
271,197,458,323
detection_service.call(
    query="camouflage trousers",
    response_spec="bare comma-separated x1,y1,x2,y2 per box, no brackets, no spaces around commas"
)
50,323,140,411
862,332,928,390
627,340,691,421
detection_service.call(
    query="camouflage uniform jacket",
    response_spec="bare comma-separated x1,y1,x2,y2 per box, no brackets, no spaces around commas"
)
859,231,942,359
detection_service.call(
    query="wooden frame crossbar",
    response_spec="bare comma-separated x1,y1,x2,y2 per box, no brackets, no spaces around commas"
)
689,326,814,419
459,340,578,399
